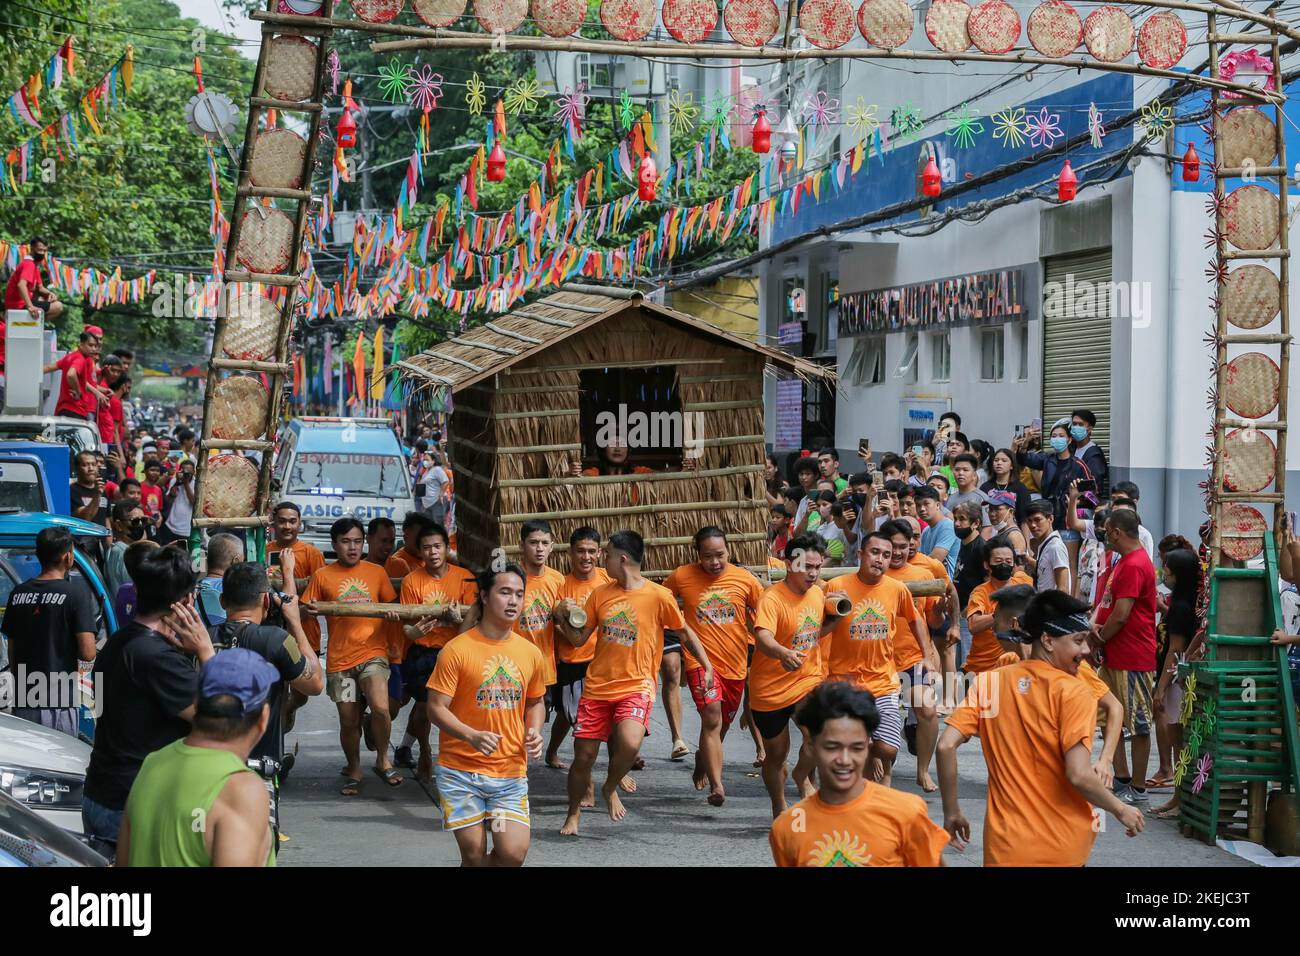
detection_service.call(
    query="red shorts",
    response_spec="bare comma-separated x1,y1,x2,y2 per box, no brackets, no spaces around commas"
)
686,668,745,727
574,693,653,742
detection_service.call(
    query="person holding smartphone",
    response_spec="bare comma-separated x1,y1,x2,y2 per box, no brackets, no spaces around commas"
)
160,458,196,546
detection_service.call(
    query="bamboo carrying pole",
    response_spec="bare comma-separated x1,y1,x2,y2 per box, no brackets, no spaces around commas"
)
307,602,467,621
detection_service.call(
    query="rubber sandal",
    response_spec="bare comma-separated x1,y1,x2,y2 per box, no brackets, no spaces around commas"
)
340,777,362,796
671,742,690,761
373,766,403,787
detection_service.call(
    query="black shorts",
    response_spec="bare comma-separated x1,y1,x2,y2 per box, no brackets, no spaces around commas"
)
663,636,683,655
751,703,799,741
400,644,441,703
555,659,589,689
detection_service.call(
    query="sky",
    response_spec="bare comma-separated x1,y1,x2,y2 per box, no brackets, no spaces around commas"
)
172,0,260,56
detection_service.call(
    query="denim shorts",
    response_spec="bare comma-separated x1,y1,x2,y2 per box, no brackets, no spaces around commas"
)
1059,529,1082,542
434,765,530,831
82,795,124,856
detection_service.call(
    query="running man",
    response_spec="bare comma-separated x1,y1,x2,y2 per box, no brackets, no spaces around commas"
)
546,527,609,771
770,681,949,867
824,529,924,786
426,563,546,867
750,534,841,818
555,531,714,835
963,536,1033,674
514,520,565,694
266,501,326,659
937,590,1145,866
386,512,436,579
664,526,763,806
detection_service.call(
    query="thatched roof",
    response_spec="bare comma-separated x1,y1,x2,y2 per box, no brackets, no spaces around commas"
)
397,285,836,392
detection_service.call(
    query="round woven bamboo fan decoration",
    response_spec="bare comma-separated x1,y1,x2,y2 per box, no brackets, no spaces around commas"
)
601,0,657,40
350,0,405,22
250,129,307,190
925,0,971,52
1219,107,1277,169
223,292,280,362
263,37,318,103
1222,264,1280,330
236,208,295,274
1225,352,1281,420
201,455,260,521
533,0,587,35
1083,6,1132,62
968,0,1020,54
1222,184,1280,251
857,0,912,47
1222,427,1276,494
663,0,717,42
211,376,270,441
1220,503,1267,561
476,0,529,32
1027,0,1080,58
1137,11,1186,70
801,0,855,49
414,0,467,26
725,0,780,46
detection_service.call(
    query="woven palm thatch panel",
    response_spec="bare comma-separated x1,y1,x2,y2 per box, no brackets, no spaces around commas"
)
236,208,295,274
222,291,280,362
533,0,587,35
200,454,259,520
263,36,318,103
663,0,717,42
925,0,971,53
1222,428,1276,494
1221,265,1280,330
1137,11,1186,70
351,0,404,22
1222,185,1279,251
250,129,308,190
800,0,856,50
600,0,657,40
1027,0,1080,57
1220,503,1266,561
1083,5,1133,63
476,0,529,32
968,0,1020,54
725,0,781,46
1219,108,1277,169
857,0,912,48
210,375,270,441
1224,351,1280,420
414,0,466,25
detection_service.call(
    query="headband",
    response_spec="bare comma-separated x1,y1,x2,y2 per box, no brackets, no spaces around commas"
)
1040,613,1092,638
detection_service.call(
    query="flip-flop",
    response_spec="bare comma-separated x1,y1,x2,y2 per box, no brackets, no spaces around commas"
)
670,742,691,761
340,777,362,796
1145,776,1173,789
373,766,403,787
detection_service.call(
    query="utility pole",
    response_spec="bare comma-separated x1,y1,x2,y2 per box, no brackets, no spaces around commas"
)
652,1,671,181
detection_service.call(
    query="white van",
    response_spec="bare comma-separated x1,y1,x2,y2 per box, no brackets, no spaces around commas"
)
270,417,415,555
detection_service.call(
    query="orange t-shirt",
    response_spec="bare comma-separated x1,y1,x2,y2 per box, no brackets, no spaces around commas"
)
301,560,399,673
910,552,950,626
268,538,327,651
883,563,933,670
514,566,566,686
963,569,1035,673
399,564,479,648
582,579,685,701
770,784,950,867
749,582,826,712
556,569,610,664
824,573,918,697
947,659,1099,867
426,628,545,780
385,547,423,580
664,563,763,681
1076,660,1108,701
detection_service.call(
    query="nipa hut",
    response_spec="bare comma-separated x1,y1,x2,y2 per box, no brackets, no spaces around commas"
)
398,286,835,578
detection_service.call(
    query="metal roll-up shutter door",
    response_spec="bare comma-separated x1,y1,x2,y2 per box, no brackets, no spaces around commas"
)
1042,249,1111,456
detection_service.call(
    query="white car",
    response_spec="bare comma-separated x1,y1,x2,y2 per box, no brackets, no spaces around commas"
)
0,711,91,834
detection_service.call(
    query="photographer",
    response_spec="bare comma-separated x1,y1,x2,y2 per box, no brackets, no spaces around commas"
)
160,458,195,546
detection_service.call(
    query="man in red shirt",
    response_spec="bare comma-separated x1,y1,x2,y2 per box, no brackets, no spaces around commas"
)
98,368,130,451
1093,508,1158,807
52,327,108,421
3,238,64,369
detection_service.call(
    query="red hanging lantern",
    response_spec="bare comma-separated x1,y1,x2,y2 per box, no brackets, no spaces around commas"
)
752,108,771,154
1182,142,1201,182
1058,159,1077,202
638,153,657,202
920,156,941,198
336,106,357,150
487,140,507,182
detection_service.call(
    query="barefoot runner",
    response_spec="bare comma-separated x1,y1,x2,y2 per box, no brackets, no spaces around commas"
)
555,530,713,835
936,591,1145,865
770,681,949,867
824,529,924,786
426,563,546,866
664,526,763,806
514,520,566,701
386,512,436,579
546,527,609,771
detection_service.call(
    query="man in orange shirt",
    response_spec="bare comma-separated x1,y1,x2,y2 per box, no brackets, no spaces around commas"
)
963,536,1034,674
665,526,763,806
300,518,403,796
825,529,925,785
937,590,1145,866
555,530,713,835
880,519,940,792
397,521,478,781
770,682,949,867
268,501,327,732
546,526,609,771
386,512,436,579
750,534,843,818
365,517,397,567
514,520,566,693
427,562,546,866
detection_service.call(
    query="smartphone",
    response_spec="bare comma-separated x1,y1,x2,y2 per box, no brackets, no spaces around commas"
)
1076,479,1098,494
1287,511,1297,534
858,437,871,458
910,444,923,456
1030,418,1042,432
1014,424,1023,437
871,469,884,488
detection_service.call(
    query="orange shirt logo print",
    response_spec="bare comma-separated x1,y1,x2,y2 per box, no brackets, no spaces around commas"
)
336,579,371,602
520,596,552,633
696,592,736,625
475,654,525,710
601,605,638,646
792,614,820,653
848,603,889,642
809,831,874,867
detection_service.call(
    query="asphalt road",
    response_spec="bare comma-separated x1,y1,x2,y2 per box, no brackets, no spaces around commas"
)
274,679,1253,868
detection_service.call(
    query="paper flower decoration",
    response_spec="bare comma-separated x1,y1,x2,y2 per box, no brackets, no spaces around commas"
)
407,65,444,113
945,103,984,149
669,88,699,135
555,84,590,132
1088,102,1105,149
804,90,839,128
327,49,341,96
466,73,486,116
1181,674,1197,724
1024,107,1063,149
1173,748,1191,786
890,103,924,144
703,92,732,130
1139,101,1175,139
504,77,540,115
618,90,636,128
1191,753,1213,794
848,98,879,141
991,108,1027,149
378,58,412,104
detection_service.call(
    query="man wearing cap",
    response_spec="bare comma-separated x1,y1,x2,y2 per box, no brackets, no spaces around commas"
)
986,490,1027,556
117,648,277,867
51,328,110,421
